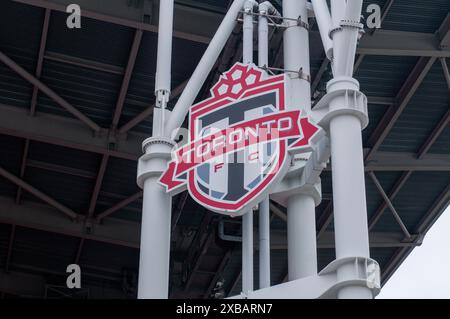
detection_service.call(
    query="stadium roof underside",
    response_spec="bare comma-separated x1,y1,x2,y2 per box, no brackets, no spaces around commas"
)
0,0,448,298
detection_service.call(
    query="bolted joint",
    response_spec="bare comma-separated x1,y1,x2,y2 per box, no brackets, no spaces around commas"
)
137,137,175,188
84,218,94,234
311,76,369,131
155,89,170,108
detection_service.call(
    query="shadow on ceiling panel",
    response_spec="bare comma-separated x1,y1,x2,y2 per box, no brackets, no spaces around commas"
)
0,47,35,109
428,58,450,155
429,125,450,155
0,135,25,198
11,226,79,275
36,59,122,126
101,157,140,197
381,0,450,33
380,60,450,153
370,247,397,272
95,193,142,223
22,167,93,214
0,134,24,174
373,171,450,233
176,0,230,12
46,11,135,67
0,1,44,52
355,55,418,98
0,223,13,268
27,140,101,175
79,239,139,273
363,104,389,146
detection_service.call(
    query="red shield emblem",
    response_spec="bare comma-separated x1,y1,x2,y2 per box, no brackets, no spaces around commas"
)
160,63,321,216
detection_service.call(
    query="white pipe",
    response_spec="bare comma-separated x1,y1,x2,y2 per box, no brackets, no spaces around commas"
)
331,0,346,27
164,0,246,137
332,0,363,77
259,198,271,289
283,0,318,282
242,211,254,294
154,0,174,96
345,0,364,21
138,176,172,298
243,0,256,64
287,195,317,279
154,0,174,137
330,0,346,76
329,114,372,299
257,2,275,290
258,4,269,67
241,0,256,295
137,0,174,299
311,0,333,60
342,0,363,76
327,0,371,299
283,0,311,112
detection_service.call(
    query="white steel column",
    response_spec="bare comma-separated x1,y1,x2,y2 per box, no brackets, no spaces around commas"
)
283,0,318,281
330,113,372,299
287,194,317,280
242,211,254,294
328,0,373,299
138,175,172,298
257,1,273,290
258,199,270,288
241,0,256,295
137,0,174,299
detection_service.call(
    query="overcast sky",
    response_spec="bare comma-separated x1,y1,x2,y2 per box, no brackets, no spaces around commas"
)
377,205,450,299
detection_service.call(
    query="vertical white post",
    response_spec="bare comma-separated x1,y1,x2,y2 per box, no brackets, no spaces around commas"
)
137,0,174,299
242,211,254,294
154,0,174,99
283,0,318,281
311,0,333,60
329,113,372,299
258,4,269,67
257,2,275,290
287,194,317,280
328,0,372,299
258,198,270,288
243,1,255,64
241,0,256,295
283,0,311,112
138,176,172,298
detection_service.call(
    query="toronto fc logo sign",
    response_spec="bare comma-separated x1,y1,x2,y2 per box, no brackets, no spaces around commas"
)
160,63,321,216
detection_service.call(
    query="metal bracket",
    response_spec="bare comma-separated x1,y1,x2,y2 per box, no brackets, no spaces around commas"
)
271,133,330,207
329,20,364,39
311,77,369,130
261,66,311,82
137,136,175,188
237,12,309,30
